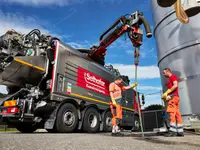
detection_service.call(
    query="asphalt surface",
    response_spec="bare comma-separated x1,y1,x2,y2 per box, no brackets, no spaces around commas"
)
0,131,200,150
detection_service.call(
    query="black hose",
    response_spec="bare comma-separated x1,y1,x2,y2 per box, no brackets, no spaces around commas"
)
26,29,41,37
99,16,127,42
25,29,41,39
47,37,60,47
46,37,60,64
138,16,152,38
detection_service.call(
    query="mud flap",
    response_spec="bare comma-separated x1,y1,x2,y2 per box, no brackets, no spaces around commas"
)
44,108,57,129
44,102,81,130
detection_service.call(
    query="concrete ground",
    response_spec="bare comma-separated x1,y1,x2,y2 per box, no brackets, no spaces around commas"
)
0,131,200,150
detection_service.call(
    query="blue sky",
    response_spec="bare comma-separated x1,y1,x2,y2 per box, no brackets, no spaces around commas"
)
0,0,163,107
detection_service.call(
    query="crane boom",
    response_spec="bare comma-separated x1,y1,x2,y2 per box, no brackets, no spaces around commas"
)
88,11,153,64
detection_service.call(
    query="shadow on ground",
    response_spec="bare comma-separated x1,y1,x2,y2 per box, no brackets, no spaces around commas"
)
117,133,200,148
135,137,200,148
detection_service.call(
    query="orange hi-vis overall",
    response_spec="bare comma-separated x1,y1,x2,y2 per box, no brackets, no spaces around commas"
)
109,82,125,126
167,74,184,134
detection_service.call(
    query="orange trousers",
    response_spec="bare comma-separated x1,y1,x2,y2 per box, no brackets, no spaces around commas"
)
110,103,122,126
166,96,184,133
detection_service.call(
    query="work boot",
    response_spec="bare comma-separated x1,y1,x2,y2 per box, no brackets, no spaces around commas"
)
164,131,177,137
111,125,117,135
112,125,117,132
111,132,124,137
116,125,121,133
177,132,184,137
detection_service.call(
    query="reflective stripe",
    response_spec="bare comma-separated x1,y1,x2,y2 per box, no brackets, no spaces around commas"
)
114,91,121,94
113,91,122,99
114,96,122,99
169,127,177,132
177,124,184,133
177,128,184,133
177,124,184,128
169,123,177,132
170,123,176,127
110,83,123,99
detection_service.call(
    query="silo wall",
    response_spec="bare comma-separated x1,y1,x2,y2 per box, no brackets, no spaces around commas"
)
151,0,200,128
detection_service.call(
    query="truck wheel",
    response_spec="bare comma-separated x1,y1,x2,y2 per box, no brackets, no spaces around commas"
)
83,107,100,133
103,111,112,132
56,103,78,133
16,123,38,133
131,115,140,132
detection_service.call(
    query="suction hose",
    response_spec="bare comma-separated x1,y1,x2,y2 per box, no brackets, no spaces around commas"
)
174,0,189,24
138,15,152,38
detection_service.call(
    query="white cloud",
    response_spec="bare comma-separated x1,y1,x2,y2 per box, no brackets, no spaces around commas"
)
0,10,70,40
3,0,122,6
0,11,45,35
111,64,160,79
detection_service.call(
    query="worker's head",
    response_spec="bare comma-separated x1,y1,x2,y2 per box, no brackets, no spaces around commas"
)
114,76,123,84
163,68,172,78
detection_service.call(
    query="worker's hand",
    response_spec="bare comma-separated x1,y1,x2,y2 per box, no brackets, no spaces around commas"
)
162,89,171,100
131,82,138,88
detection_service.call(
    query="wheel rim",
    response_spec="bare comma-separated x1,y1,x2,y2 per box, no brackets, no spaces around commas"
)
88,113,97,128
63,111,75,127
135,120,139,130
106,116,112,128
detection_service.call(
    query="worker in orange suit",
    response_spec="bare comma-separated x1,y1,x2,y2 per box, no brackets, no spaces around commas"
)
109,76,138,135
162,68,184,137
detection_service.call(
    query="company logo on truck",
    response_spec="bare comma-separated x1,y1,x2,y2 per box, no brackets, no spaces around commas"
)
84,72,105,87
77,67,109,96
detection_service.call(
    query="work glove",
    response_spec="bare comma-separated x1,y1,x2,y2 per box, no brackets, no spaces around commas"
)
131,82,138,88
111,98,117,106
162,89,171,100
166,95,172,101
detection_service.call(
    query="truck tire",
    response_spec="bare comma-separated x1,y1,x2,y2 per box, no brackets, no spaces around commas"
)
16,123,38,133
131,115,140,132
103,111,112,132
83,107,100,133
56,103,78,133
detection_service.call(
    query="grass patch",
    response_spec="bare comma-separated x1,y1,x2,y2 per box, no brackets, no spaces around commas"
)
0,127,18,132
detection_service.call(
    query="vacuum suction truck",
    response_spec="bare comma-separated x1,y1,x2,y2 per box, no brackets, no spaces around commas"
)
0,10,152,133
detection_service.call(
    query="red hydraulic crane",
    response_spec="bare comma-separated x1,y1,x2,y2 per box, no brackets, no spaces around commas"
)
88,10,152,65
87,11,153,136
